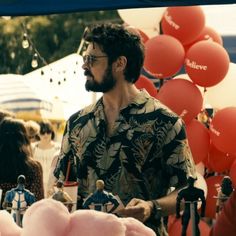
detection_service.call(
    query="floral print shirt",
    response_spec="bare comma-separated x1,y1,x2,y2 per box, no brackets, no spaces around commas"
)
54,90,196,235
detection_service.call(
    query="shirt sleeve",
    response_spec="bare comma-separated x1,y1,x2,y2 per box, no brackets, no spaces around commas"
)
53,121,72,180
162,118,196,188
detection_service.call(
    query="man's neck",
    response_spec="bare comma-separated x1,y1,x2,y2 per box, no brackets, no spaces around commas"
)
102,83,140,112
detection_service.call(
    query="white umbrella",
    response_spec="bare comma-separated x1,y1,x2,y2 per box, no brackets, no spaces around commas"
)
0,74,53,120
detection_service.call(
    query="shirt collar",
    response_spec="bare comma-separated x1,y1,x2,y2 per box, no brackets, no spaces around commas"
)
92,89,150,115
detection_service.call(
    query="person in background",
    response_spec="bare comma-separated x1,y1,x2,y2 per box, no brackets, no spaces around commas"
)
0,118,44,209
215,175,233,218
0,110,15,205
25,120,40,144
54,23,196,235
0,109,15,123
210,189,236,236
33,120,60,197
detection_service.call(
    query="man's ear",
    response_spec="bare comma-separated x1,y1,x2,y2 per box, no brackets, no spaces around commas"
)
114,56,127,72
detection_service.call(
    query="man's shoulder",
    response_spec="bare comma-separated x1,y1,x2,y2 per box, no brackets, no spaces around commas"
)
142,96,180,125
68,102,98,123
137,91,179,118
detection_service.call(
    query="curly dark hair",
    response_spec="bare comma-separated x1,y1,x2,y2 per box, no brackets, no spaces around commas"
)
0,118,36,182
83,23,145,83
221,176,233,196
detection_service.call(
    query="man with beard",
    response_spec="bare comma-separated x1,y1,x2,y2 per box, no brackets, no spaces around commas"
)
54,23,196,235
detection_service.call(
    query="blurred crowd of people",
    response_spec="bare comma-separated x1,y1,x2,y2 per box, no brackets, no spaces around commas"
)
0,109,61,208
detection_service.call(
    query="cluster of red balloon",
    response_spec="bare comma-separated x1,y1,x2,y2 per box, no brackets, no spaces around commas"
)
159,7,236,223
119,6,235,228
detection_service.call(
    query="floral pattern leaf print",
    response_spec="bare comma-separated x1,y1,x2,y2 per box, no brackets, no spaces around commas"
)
56,90,196,205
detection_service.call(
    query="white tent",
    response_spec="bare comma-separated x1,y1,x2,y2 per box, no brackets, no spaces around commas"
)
24,53,101,120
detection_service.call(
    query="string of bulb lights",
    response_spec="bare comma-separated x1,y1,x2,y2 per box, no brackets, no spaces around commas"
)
21,23,48,69
20,18,120,86
21,22,75,86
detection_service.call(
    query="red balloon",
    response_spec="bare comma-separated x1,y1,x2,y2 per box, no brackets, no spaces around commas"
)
144,35,185,78
202,155,213,171
205,175,224,219
157,79,203,124
194,26,223,45
161,6,205,45
168,218,210,236
137,29,149,44
229,159,236,188
135,75,158,97
184,26,223,53
124,24,149,43
208,143,236,173
186,119,210,164
185,41,230,87
209,107,236,154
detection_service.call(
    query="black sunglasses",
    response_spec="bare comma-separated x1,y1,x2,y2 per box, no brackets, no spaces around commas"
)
83,54,108,67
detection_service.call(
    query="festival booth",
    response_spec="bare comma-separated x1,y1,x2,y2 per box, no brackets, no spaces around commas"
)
1,1,236,236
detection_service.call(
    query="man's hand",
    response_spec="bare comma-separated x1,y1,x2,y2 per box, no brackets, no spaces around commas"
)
117,198,153,222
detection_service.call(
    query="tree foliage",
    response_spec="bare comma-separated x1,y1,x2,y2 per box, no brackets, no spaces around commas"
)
0,11,122,74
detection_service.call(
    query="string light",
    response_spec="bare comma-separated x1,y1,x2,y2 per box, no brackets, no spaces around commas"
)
21,22,71,86
21,22,48,69
21,22,100,86
22,33,29,49
31,53,38,68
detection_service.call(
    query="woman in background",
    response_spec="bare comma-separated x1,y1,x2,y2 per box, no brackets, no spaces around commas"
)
33,120,60,197
215,175,234,218
25,120,40,144
0,109,15,123
0,118,44,208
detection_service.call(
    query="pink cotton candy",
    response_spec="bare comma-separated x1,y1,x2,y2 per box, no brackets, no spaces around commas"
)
1,199,156,236
0,210,22,236
21,199,70,236
121,217,156,236
67,209,126,236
